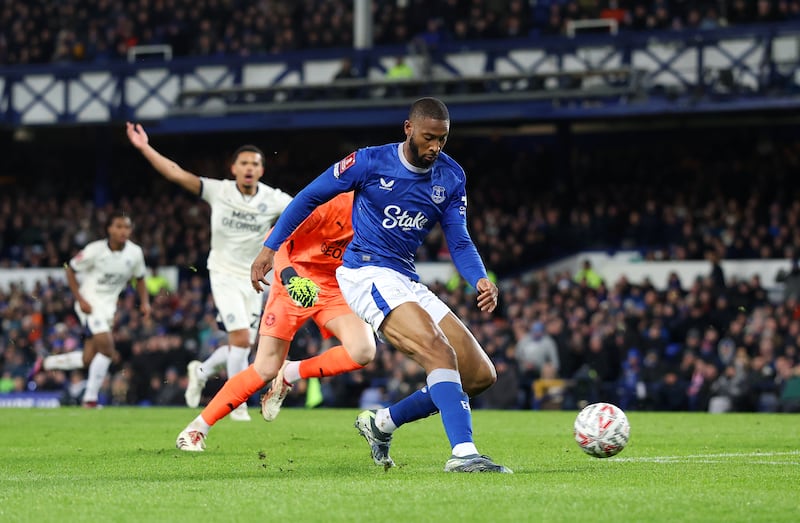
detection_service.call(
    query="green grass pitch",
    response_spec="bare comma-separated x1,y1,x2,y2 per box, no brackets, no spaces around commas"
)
1,407,798,522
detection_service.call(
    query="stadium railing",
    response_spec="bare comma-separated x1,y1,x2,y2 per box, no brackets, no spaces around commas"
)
1,23,799,131
170,67,641,117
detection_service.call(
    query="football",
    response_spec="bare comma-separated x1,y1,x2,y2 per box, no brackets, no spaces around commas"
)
573,402,630,458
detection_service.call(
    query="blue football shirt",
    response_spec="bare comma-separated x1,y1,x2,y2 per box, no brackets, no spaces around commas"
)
265,142,487,286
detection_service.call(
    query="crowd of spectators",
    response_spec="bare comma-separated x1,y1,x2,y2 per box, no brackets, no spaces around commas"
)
452,132,800,277
2,0,800,67
2,128,800,412
3,246,800,413
3,131,800,278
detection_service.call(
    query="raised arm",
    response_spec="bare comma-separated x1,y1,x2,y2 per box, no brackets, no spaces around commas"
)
126,122,201,195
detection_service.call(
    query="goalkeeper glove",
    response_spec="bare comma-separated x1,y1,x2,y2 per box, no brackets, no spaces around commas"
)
280,267,320,308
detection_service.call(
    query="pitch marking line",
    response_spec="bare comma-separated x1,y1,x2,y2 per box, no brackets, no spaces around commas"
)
610,451,800,464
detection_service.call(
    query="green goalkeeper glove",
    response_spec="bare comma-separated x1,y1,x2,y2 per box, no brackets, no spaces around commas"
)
281,267,320,308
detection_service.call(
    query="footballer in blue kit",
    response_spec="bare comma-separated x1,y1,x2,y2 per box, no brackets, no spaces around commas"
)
270,141,486,286
254,97,511,473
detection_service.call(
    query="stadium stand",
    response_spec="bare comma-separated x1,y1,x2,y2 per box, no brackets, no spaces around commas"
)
3,1,800,66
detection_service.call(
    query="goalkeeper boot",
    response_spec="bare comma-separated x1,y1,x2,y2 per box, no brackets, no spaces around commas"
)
354,410,395,469
261,361,292,421
444,454,513,473
176,429,206,452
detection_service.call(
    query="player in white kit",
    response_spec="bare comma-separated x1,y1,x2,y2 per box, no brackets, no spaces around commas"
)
39,211,151,407
126,122,293,420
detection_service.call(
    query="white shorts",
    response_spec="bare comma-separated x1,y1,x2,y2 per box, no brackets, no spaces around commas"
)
335,265,450,334
209,270,264,344
74,303,114,335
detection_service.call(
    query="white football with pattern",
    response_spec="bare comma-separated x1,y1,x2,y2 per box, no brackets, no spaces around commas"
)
574,402,631,458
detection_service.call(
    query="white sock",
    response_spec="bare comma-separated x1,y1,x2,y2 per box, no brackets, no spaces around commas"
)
43,351,84,371
198,345,230,380
83,353,112,402
226,346,250,378
452,442,479,458
375,408,397,434
284,361,301,384
188,414,211,434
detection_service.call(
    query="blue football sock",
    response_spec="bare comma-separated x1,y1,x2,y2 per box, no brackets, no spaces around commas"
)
388,387,437,428
427,368,474,448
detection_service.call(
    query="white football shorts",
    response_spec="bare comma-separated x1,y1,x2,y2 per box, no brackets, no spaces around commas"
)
335,265,450,334
74,302,115,335
209,269,264,344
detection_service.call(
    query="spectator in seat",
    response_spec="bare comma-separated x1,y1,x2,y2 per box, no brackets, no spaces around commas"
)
515,320,560,408
332,57,359,99
385,56,415,98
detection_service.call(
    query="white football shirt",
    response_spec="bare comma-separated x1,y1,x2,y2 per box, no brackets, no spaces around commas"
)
201,178,293,279
69,239,147,311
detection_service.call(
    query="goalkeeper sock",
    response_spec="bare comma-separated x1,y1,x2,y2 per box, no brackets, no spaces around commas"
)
296,345,364,381
283,361,301,384
187,415,211,435
200,365,266,426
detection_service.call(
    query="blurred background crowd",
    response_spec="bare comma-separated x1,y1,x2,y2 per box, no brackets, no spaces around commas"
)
2,0,800,66
2,126,800,413
3,129,800,272
1,0,799,414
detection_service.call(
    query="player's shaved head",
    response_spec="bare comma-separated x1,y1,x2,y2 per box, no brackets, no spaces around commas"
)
409,97,449,122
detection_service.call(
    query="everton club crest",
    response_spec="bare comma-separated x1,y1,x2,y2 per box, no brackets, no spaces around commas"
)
431,185,446,204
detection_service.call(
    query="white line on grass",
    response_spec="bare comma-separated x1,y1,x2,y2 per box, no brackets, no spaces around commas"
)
609,451,800,464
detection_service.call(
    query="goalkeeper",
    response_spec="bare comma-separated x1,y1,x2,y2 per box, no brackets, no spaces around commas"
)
176,192,376,451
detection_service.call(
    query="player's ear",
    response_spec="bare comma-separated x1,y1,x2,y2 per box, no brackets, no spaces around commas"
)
403,119,412,139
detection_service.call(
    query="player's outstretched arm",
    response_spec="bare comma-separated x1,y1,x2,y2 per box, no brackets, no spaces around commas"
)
125,122,201,195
